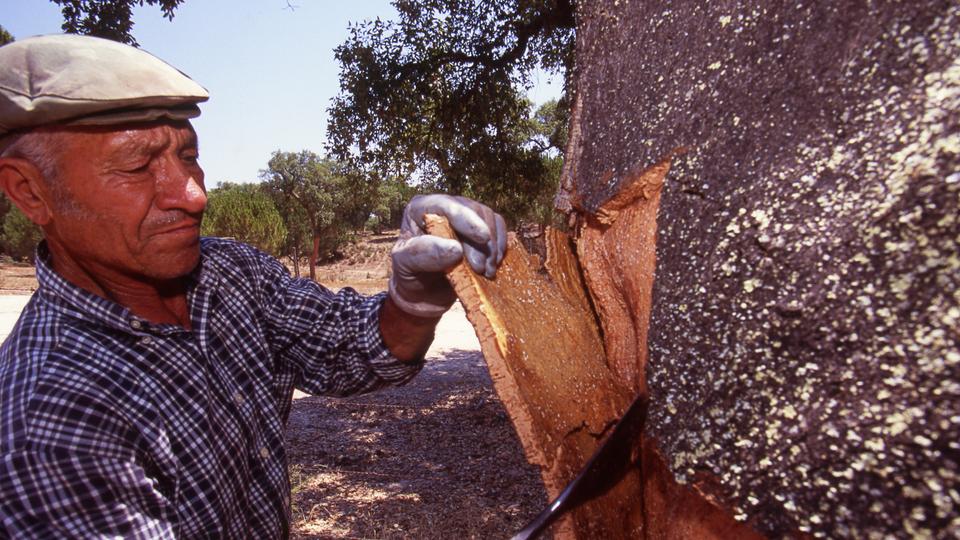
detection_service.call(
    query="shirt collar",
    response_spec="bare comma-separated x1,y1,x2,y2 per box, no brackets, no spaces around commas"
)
33,241,219,335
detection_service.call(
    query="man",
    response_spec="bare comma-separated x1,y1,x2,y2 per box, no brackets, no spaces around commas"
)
0,34,506,538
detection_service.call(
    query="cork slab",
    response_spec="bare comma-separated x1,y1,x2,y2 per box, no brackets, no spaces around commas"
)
569,157,763,539
576,157,671,393
424,215,642,538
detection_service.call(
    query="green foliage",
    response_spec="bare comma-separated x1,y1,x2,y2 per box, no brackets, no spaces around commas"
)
50,0,184,45
530,98,569,152
261,151,376,279
0,24,14,45
527,152,564,229
327,0,575,227
368,175,421,233
201,182,287,257
2,206,43,262
431,98,567,228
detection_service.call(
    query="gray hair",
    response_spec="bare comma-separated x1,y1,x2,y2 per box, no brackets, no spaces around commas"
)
0,129,90,218
0,130,63,183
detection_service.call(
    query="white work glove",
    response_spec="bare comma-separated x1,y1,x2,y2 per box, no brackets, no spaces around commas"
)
389,194,508,318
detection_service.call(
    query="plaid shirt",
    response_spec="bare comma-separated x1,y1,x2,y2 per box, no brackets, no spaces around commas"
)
0,238,422,538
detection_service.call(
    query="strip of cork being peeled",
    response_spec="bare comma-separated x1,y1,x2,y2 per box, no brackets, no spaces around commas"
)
424,215,642,539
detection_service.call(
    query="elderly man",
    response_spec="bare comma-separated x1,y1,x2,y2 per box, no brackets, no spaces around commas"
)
0,34,506,538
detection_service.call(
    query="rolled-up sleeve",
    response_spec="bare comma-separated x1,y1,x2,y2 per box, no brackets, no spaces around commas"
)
257,251,423,396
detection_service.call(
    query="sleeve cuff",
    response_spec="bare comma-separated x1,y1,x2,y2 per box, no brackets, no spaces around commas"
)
358,292,424,385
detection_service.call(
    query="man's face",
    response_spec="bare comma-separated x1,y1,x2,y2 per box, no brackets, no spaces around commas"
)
44,121,207,282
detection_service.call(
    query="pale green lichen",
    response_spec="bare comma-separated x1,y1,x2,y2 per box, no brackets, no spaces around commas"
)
583,1,959,537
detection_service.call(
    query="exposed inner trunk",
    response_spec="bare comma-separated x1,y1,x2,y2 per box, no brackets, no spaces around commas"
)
427,211,758,538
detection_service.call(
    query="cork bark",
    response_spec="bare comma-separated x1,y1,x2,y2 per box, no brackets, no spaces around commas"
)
571,156,762,538
562,0,959,537
424,215,642,538
423,2,957,537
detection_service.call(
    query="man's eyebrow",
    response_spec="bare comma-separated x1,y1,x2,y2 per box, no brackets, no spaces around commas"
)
181,130,199,151
106,135,168,161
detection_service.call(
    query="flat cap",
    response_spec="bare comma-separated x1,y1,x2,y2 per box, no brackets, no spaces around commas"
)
0,34,208,136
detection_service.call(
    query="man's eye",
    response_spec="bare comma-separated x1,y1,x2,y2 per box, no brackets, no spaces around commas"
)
182,153,200,165
122,163,150,174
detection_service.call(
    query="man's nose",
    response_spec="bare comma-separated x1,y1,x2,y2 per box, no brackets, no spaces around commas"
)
156,156,207,214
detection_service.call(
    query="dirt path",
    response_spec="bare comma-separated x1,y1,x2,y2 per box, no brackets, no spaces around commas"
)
286,302,547,539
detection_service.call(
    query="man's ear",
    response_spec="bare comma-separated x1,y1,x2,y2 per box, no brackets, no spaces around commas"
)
0,158,53,226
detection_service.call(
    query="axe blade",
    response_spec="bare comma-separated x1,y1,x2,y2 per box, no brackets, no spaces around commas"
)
511,394,648,540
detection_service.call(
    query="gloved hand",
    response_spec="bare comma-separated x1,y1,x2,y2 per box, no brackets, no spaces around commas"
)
389,194,507,318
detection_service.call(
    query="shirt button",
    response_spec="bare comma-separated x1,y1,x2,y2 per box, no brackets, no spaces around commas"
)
233,392,244,405
130,319,142,330
140,336,153,346
259,446,270,459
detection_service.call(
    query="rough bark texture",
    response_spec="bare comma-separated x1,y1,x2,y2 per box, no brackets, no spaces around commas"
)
424,216,642,538
561,0,960,538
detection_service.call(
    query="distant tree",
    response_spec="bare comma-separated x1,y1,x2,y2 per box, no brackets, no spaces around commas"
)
521,99,568,230
367,175,420,233
1,206,43,262
327,0,575,226
261,167,312,279
201,182,287,257
50,0,185,46
529,98,568,157
277,202,312,278
0,24,14,45
261,151,374,280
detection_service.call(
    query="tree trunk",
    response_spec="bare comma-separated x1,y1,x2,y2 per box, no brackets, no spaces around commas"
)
308,234,319,281
446,1,958,538
553,1,957,537
292,244,301,278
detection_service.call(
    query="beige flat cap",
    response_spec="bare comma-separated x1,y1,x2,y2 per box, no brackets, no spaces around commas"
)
0,34,208,136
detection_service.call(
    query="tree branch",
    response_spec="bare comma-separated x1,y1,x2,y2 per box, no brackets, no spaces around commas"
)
392,0,575,85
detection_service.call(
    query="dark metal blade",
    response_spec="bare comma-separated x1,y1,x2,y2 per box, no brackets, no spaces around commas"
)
511,394,649,540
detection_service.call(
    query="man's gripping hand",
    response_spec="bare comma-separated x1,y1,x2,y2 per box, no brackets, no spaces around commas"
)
388,194,507,318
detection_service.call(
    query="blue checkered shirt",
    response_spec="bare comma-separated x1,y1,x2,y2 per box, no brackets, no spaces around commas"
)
0,238,422,538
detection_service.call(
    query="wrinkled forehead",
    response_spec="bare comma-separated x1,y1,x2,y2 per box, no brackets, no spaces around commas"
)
59,119,199,159
102,121,198,154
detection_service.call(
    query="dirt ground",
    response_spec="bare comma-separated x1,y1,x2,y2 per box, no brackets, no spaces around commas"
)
287,302,547,539
0,260,37,294
0,235,549,538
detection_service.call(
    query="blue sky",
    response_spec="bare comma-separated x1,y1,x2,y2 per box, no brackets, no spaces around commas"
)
3,1,562,185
